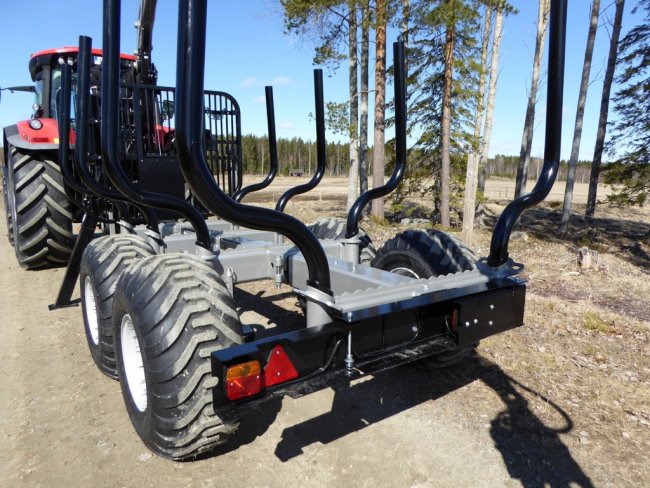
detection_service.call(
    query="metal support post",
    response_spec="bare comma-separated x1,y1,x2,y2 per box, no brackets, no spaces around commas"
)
49,213,99,310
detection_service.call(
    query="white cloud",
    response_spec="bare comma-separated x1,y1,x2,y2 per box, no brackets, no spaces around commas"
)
253,95,266,104
272,76,292,86
241,76,259,87
279,121,295,130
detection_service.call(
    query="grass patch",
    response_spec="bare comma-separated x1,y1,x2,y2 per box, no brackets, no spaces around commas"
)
582,312,615,333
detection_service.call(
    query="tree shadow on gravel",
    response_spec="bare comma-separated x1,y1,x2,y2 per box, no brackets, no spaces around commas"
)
273,353,594,487
483,205,650,271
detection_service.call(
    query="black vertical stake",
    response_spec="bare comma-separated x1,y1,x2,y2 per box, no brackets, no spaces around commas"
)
50,56,96,310
49,213,99,310
233,86,279,202
275,69,327,212
345,39,407,238
486,0,567,267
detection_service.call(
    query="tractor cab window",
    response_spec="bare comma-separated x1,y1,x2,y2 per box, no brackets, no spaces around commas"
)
50,65,76,130
50,67,62,121
34,72,44,110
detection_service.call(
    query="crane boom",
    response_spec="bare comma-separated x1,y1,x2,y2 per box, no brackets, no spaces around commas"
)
134,0,157,84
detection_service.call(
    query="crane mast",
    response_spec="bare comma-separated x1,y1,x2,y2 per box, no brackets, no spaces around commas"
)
134,0,157,84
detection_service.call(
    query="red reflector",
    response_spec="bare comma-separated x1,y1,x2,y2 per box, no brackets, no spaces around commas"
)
451,309,459,332
30,137,50,143
263,345,299,387
225,361,261,401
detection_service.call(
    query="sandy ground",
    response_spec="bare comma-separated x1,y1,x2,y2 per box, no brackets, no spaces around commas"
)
1,177,648,487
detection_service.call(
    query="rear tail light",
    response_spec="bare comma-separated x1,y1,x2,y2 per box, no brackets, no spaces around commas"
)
263,345,298,387
224,345,299,402
450,308,459,333
225,360,261,401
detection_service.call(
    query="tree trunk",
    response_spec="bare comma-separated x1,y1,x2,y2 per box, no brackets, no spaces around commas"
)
346,1,360,211
586,0,625,220
462,5,492,246
440,20,455,228
371,0,387,218
559,0,600,235
359,0,370,197
515,0,550,198
479,5,504,195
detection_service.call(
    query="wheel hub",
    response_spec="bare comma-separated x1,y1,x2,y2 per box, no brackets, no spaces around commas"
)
120,314,148,412
83,277,100,346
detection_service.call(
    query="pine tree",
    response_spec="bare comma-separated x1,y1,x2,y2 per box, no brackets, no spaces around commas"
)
603,0,649,208
585,0,625,219
514,0,549,199
371,0,387,217
559,0,600,235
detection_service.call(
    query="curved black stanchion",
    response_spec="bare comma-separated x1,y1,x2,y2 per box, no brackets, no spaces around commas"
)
102,0,211,249
74,35,159,231
346,40,407,239
487,0,567,267
275,70,327,212
175,0,331,293
233,86,278,202
58,63,89,197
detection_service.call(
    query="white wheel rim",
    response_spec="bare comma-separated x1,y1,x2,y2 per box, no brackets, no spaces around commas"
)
120,314,148,412
83,277,99,346
391,267,421,279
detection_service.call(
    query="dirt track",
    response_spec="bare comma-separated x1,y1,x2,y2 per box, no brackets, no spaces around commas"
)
0,226,515,488
0,182,646,487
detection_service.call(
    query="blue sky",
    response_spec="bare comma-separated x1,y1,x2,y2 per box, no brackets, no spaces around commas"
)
0,1,644,161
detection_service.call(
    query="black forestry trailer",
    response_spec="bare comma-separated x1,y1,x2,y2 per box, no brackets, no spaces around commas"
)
22,0,567,461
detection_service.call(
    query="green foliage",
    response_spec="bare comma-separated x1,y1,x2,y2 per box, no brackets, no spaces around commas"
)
605,0,650,207
395,0,482,221
324,101,349,136
240,134,351,177
280,0,351,71
603,162,650,206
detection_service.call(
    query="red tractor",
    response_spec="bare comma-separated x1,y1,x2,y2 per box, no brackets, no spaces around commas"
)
2,47,142,269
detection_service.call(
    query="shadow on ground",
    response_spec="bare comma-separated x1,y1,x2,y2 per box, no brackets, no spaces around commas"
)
267,354,594,487
484,205,650,271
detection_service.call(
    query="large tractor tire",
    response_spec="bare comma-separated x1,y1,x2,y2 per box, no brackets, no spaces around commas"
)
80,235,156,379
308,217,376,265
6,145,73,268
2,162,15,246
112,254,244,460
372,229,478,368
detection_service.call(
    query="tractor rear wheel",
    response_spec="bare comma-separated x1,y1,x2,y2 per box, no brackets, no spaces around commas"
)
308,217,376,265
112,253,243,460
7,146,73,268
372,229,478,368
80,235,156,379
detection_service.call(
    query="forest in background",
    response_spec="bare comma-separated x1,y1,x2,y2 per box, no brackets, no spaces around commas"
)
240,133,593,184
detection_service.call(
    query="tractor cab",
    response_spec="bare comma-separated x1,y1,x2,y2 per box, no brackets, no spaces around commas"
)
28,47,137,122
